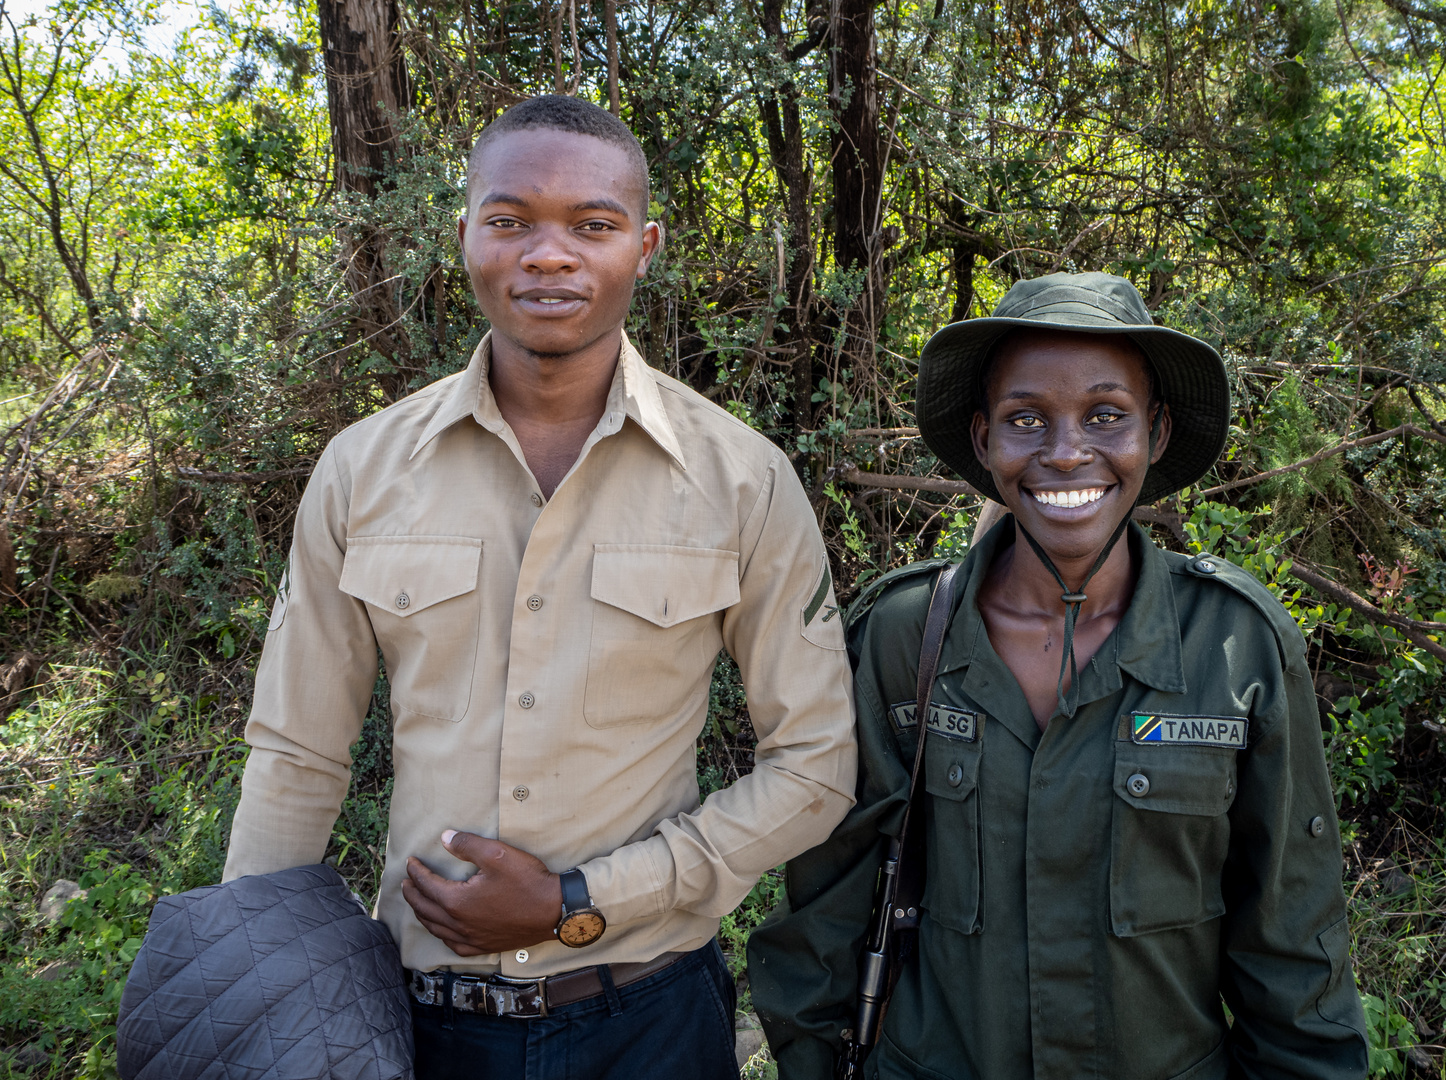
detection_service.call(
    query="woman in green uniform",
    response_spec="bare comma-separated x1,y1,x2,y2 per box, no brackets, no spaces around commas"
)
747,272,1368,1080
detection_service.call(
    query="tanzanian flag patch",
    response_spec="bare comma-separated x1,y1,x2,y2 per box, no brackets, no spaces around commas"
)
889,702,979,742
1130,713,1247,748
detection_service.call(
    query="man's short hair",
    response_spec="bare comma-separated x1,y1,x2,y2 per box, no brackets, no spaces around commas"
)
468,95,651,219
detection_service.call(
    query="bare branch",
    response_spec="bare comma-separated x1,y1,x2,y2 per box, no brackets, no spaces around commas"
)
176,466,315,484
1288,558,1446,663
834,465,981,497
1379,0,1446,30
1195,424,1446,498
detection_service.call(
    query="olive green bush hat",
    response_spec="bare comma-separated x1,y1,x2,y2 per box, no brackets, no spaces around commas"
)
916,271,1230,505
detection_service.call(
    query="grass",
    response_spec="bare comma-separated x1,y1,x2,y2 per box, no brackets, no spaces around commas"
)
1346,816,1446,1077
0,646,1442,1077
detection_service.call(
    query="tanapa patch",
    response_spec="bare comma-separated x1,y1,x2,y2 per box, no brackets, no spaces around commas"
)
889,701,979,742
1130,713,1246,748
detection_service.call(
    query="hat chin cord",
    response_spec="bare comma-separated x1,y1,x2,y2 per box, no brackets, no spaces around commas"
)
1011,408,1163,720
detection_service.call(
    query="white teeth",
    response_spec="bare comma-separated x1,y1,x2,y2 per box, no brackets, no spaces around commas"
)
538,297,564,304
1032,487,1106,507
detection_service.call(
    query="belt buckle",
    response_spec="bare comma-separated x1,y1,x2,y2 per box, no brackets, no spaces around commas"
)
480,973,548,1018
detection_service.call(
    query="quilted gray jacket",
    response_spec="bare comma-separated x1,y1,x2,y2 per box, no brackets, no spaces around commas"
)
117,863,413,1080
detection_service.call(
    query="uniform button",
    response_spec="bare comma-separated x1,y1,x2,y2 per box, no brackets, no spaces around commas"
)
1226,778,1235,799
1309,815,1326,837
515,949,529,963
530,492,543,507
1196,558,1217,574
519,692,535,709
947,763,964,787
527,595,543,611
395,592,410,609
513,785,529,801
1127,773,1151,797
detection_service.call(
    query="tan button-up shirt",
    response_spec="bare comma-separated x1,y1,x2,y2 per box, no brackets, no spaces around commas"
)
223,332,857,977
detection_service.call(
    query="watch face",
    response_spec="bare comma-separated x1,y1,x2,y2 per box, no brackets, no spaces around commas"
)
558,910,605,947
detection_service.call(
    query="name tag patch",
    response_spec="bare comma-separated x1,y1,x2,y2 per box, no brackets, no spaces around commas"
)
889,702,979,742
1131,713,1247,748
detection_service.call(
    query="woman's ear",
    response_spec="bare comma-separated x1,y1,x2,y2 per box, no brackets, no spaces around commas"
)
970,409,991,470
1150,403,1172,465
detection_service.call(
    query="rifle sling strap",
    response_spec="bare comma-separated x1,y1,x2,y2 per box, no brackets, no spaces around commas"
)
891,561,960,924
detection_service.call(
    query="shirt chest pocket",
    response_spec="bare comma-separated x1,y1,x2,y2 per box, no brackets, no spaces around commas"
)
1109,744,1238,937
338,535,483,723
921,740,983,935
584,544,739,729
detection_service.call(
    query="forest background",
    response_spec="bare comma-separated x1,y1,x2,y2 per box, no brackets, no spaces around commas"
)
1,0,1446,1074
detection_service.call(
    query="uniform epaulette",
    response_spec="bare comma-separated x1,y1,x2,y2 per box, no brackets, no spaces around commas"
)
843,558,953,637
1170,550,1308,672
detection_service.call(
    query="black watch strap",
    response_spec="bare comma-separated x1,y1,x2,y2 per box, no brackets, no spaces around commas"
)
559,868,591,913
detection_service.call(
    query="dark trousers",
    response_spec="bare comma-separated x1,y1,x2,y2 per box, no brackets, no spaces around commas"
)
411,940,739,1080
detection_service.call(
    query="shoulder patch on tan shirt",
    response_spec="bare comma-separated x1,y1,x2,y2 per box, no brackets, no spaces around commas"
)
801,562,845,650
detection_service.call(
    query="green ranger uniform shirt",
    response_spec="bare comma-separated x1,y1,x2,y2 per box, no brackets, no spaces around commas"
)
748,522,1368,1080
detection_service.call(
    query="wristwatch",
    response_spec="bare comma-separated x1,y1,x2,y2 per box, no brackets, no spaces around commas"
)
554,868,606,948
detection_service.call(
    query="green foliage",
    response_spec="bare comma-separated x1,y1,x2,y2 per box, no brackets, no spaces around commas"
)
2,0,1446,1069
1362,992,1418,1077
719,868,786,1016
1176,494,1445,809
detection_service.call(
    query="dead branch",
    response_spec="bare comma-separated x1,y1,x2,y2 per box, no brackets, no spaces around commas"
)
1196,423,1446,498
1288,558,1446,663
829,470,1446,660
176,466,314,484
834,465,981,497
1406,385,1446,440
836,469,1197,543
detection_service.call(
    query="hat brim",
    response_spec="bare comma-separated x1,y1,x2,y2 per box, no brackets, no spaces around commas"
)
916,317,1230,505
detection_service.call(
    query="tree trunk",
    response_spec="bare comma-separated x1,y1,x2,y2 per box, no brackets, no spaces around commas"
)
759,0,820,439
605,0,621,114
951,240,976,323
829,0,884,388
317,0,415,400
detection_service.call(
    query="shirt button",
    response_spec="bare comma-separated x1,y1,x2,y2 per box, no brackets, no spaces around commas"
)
1309,815,1326,837
519,692,535,709
513,785,529,801
1196,558,1217,574
527,595,543,611
1127,773,1151,797
395,592,410,610
515,949,529,963
530,492,543,507
947,763,964,787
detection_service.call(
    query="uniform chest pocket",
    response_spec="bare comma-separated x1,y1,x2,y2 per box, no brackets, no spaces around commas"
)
1110,744,1238,937
584,544,739,728
338,535,482,722
921,740,983,935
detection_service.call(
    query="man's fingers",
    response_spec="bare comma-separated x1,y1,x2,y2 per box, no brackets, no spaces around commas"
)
402,864,464,930
442,829,506,868
402,875,487,956
406,856,458,902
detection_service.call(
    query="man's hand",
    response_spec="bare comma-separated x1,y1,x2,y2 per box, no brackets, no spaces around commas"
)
402,830,563,956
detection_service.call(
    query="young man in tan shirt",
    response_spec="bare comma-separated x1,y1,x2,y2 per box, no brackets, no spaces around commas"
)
223,95,857,1077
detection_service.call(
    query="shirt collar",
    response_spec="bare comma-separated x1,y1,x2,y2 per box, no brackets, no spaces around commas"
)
410,330,686,470
939,516,1186,697
1112,523,1186,694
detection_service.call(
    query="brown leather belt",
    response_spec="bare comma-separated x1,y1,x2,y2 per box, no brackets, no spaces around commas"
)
408,951,686,1018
